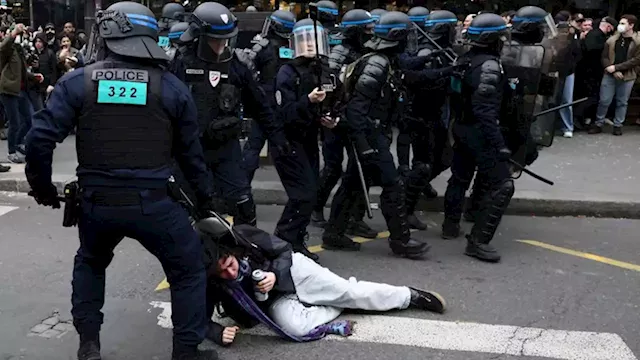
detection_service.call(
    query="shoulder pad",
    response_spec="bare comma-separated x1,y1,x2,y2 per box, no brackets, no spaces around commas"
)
250,38,269,54
417,48,434,57
234,49,258,81
354,54,390,99
329,45,350,71
477,59,502,96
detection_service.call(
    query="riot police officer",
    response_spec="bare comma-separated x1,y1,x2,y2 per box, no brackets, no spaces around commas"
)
24,2,216,359
370,8,388,22
442,13,512,263
271,18,336,261
315,0,341,46
158,2,185,50
312,8,377,238
176,2,287,227
323,11,429,258
241,10,296,183
463,6,548,223
399,9,461,230
167,21,191,60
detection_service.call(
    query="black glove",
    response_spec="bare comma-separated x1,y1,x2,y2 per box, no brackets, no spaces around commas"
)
497,148,512,162
28,183,60,209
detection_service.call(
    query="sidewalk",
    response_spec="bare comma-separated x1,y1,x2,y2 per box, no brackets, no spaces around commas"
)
1,126,639,218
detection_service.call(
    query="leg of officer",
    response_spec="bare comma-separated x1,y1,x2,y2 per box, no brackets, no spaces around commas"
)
211,139,256,226
128,192,207,354
272,140,319,261
312,127,344,227
442,130,477,240
242,121,266,183
71,195,125,351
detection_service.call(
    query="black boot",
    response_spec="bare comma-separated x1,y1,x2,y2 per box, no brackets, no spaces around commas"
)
409,288,446,313
235,195,257,226
389,238,430,259
441,220,461,239
422,183,438,199
404,163,431,231
407,213,428,230
172,349,218,360
346,219,378,238
464,234,501,262
323,226,361,251
77,338,101,360
310,210,327,228
292,232,319,262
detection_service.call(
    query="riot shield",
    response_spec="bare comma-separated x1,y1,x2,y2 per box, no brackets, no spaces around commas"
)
500,42,545,169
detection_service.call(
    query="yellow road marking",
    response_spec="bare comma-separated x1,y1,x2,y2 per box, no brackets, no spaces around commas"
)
155,227,392,291
517,239,640,273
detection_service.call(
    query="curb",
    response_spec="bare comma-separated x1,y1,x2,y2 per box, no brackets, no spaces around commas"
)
2,178,639,220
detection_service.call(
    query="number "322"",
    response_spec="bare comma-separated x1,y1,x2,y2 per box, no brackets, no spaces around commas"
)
107,86,138,98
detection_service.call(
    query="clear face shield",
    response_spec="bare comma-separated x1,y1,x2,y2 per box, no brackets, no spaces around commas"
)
291,25,329,58
543,13,558,38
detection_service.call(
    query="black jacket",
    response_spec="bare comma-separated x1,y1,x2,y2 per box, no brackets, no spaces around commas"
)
32,33,57,91
205,225,295,345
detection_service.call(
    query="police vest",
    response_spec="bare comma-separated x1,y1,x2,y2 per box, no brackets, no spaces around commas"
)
77,61,172,170
181,53,242,143
249,38,292,90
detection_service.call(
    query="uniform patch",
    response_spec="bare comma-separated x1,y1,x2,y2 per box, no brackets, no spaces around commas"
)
209,71,221,88
186,68,205,75
221,14,229,24
157,36,170,48
97,80,148,106
275,90,282,105
279,47,294,59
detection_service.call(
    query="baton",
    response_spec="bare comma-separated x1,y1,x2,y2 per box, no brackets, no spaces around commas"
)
412,23,457,63
308,3,323,88
350,142,374,219
532,97,588,118
508,159,554,186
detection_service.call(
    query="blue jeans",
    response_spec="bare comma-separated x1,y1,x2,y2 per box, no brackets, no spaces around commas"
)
595,74,635,128
0,91,33,154
560,73,575,132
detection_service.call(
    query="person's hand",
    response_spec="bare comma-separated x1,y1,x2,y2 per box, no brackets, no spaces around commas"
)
320,114,337,129
308,87,326,103
11,24,24,37
34,73,44,83
257,272,276,293
67,56,78,65
605,65,616,74
614,71,624,80
28,183,60,209
580,31,587,39
59,48,69,60
46,85,54,94
222,326,239,345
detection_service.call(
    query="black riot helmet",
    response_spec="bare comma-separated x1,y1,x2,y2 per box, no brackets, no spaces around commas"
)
511,6,554,44
315,0,339,27
168,21,189,46
159,2,185,31
180,2,238,62
466,13,509,48
260,9,296,40
339,9,376,46
407,6,429,30
97,1,168,60
370,9,387,23
367,11,412,52
425,10,457,46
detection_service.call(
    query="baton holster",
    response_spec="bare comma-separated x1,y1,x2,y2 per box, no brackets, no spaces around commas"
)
62,181,80,227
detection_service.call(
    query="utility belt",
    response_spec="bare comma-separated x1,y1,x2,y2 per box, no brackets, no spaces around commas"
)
60,180,168,227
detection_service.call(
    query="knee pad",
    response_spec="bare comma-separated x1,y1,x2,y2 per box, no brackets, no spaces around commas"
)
496,179,515,200
411,162,432,178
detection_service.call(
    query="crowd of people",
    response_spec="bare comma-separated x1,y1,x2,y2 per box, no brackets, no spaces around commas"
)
0,19,86,172
12,1,640,360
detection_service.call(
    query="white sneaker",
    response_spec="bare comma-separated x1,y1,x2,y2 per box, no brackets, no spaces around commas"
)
563,131,573,138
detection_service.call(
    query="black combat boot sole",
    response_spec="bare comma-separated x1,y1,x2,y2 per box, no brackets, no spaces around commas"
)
321,241,362,251
464,245,501,263
389,242,430,259
346,224,378,239
440,227,461,240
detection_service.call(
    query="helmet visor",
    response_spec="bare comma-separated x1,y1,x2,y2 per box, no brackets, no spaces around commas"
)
544,13,558,38
261,15,295,39
291,24,329,58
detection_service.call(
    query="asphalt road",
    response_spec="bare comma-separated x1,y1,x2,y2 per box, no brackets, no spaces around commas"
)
0,192,638,360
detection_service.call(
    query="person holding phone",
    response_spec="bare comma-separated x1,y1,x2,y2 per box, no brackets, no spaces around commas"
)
57,35,83,75
0,23,44,164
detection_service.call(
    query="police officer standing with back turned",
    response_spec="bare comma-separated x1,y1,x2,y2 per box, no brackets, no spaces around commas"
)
176,2,288,227
242,10,296,184
24,2,217,360
442,13,513,263
158,2,185,51
323,11,429,258
271,18,336,261
312,8,378,239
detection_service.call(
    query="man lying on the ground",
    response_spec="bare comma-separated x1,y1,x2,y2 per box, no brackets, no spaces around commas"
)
200,224,446,345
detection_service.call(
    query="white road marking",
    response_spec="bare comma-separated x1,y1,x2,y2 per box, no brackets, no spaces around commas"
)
0,205,18,217
148,301,637,360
